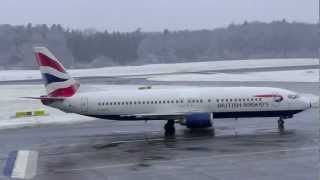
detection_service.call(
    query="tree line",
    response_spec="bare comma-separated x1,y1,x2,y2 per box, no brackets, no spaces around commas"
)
0,20,317,69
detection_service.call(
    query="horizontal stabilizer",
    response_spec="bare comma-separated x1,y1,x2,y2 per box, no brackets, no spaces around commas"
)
21,96,65,100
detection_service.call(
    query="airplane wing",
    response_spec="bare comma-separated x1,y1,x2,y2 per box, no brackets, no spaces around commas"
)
120,110,203,120
128,113,185,120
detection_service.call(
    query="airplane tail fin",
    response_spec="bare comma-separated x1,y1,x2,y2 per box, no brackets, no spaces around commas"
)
33,47,79,97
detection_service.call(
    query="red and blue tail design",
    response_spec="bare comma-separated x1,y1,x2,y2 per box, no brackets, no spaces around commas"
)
34,47,79,97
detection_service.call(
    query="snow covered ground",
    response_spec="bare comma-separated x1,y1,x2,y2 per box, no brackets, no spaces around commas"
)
148,69,319,83
0,58,317,81
0,85,92,129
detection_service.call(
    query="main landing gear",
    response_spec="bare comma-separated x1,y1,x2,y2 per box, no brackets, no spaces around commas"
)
164,119,175,136
277,117,285,130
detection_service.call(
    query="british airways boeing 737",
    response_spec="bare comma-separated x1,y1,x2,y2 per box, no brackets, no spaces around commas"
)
29,47,312,135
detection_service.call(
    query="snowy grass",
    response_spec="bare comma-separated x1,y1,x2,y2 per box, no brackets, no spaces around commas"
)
0,58,317,81
148,69,319,83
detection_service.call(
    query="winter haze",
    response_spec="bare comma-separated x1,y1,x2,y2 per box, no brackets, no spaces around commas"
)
0,0,317,69
0,0,317,31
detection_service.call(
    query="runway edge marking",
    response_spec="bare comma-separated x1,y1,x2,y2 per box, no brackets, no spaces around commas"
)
3,150,38,179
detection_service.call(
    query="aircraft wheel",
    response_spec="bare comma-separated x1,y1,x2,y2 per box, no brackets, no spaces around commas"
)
164,120,175,135
278,117,285,130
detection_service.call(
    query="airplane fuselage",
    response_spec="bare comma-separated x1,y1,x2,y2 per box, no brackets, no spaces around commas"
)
49,86,310,120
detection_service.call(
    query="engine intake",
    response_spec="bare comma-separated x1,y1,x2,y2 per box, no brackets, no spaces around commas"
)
180,112,213,129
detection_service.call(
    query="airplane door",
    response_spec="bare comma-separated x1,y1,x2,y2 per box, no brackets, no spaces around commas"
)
80,97,89,113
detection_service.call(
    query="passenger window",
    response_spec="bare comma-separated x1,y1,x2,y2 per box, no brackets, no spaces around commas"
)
230,99,232,102
209,99,212,103
181,100,183,103
129,101,132,105
221,99,224,102
216,99,219,103
226,99,228,102
143,101,145,104
196,100,199,103
176,100,179,103
138,101,141,104
234,99,237,102
106,102,108,105
200,99,203,103
134,101,136,104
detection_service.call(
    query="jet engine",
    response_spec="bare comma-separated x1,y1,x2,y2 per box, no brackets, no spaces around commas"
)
178,112,213,129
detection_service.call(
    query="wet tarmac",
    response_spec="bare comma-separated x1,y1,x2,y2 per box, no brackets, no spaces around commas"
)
0,66,318,180
0,108,318,180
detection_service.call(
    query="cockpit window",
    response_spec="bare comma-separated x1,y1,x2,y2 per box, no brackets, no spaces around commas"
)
287,94,299,99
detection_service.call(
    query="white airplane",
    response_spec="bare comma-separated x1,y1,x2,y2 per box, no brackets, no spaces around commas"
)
29,47,312,134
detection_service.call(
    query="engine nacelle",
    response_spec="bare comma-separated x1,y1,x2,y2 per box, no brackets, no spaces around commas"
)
179,112,213,129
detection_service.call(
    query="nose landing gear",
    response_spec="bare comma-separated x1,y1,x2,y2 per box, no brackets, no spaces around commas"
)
277,117,285,130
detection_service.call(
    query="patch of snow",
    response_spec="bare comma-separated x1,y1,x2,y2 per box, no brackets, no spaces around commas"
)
147,69,319,83
0,58,317,81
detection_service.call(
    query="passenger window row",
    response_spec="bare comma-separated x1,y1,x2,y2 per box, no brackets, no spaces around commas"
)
98,99,184,106
216,98,262,103
97,97,263,106
98,99,210,106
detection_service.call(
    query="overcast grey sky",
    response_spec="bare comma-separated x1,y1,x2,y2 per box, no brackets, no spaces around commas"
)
0,0,317,32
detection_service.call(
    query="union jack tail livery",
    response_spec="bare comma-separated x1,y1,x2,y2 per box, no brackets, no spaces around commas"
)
34,47,79,97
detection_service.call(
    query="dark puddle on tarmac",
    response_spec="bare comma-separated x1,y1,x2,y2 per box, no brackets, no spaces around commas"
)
93,142,122,149
41,128,301,162
41,129,307,174
183,146,211,152
90,128,294,151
